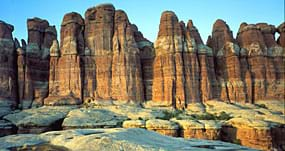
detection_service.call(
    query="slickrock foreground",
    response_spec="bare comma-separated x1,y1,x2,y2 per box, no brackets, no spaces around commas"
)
0,128,256,151
0,3,284,151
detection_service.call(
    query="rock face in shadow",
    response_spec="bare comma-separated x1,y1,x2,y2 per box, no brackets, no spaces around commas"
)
132,24,154,101
17,18,57,108
44,12,84,105
0,21,17,108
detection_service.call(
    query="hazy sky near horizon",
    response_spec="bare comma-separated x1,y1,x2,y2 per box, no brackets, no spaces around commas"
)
0,0,284,42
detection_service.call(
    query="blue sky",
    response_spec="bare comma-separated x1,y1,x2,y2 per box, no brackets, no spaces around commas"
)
0,0,284,42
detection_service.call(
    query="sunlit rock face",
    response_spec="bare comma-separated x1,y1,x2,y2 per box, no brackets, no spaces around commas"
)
0,3,284,109
0,21,17,108
152,11,208,108
44,12,84,106
83,4,144,103
208,19,247,103
83,4,115,101
237,23,284,102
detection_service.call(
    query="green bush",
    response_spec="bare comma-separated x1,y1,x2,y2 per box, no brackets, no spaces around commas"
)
255,104,267,109
217,111,232,120
158,110,184,120
192,112,232,120
192,113,216,120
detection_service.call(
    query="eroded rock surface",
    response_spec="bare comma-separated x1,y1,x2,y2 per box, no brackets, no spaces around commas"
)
62,108,128,129
0,128,256,151
21,18,57,108
0,21,17,108
83,4,144,103
152,12,206,108
3,106,74,133
44,12,84,106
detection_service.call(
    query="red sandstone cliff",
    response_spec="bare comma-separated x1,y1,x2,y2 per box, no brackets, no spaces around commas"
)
0,4,284,109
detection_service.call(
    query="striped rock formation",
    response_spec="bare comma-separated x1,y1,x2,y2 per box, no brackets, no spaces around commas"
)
44,12,84,105
18,18,57,108
0,21,17,108
83,4,144,103
207,19,247,103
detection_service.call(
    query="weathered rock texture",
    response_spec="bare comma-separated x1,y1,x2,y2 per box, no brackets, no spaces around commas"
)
237,23,284,102
17,18,57,108
83,4,144,103
222,118,285,151
44,13,84,105
0,4,284,108
0,21,17,108
152,12,204,109
207,20,247,103
132,24,154,101
0,128,256,151
152,11,220,108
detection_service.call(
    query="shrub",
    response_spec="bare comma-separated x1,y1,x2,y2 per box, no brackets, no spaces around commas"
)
192,113,216,120
217,111,232,120
255,104,267,109
192,112,232,120
158,110,184,120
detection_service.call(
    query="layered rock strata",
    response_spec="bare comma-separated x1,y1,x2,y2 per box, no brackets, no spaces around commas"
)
174,119,222,140
207,20,247,103
146,119,179,137
0,4,284,108
44,13,84,105
0,21,18,108
222,118,285,151
237,23,284,102
83,4,144,102
18,18,57,108
132,25,154,101
152,12,204,108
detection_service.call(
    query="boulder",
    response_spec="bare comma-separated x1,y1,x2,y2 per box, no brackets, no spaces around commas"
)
3,106,73,134
122,120,146,128
146,119,179,137
62,108,128,129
